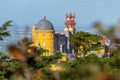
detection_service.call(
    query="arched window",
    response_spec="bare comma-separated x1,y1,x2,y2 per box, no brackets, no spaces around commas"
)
43,42,46,46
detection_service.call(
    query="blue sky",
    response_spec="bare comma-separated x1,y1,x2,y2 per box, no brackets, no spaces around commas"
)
0,0,120,28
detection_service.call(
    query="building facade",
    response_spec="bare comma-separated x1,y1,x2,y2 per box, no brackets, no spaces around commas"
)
32,17,55,56
55,13,76,54
32,13,76,56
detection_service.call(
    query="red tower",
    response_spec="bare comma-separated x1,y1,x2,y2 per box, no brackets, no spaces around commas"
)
65,13,76,32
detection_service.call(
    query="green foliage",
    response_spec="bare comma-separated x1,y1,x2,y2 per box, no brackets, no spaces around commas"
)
0,54,22,79
100,58,116,68
84,54,99,63
59,64,100,80
36,48,48,55
1,45,120,80
0,20,12,40
58,55,101,80
69,31,102,56
53,51,62,59
0,37,65,80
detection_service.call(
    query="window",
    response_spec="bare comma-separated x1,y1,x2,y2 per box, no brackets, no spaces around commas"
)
51,42,53,47
51,34,53,38
42,33,45,37
36,33,38,37
36,42,40,46
43,42,46,46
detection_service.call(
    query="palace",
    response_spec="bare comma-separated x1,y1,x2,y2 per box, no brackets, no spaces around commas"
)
32,13,76,56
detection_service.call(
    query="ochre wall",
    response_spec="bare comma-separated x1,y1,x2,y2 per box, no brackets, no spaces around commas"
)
32,26,55,56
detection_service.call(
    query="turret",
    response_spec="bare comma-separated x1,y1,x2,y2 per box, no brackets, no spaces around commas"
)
65,13,76,33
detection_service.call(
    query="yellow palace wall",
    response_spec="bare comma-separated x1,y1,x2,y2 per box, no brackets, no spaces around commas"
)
32,26,55,56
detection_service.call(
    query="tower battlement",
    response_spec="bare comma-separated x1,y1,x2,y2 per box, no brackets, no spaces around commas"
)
65,13,76,33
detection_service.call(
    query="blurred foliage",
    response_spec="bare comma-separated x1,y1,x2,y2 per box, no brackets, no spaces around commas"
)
93,21,120,44
0,46,120,80
93,22,116,39
1,21,120,80
0,20,12,40
0,37,63,80
93,22,120,57
1,46,120,80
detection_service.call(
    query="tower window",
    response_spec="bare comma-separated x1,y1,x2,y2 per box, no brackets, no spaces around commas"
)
42,33,46,37
43,42,46,46
71,18,74,20
67,18,70,20
36,33,38,37
51,42,53,47
51,34,53,38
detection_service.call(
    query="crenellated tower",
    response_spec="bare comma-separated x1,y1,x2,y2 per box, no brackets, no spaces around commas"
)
65,13,76,33
63,13,76,54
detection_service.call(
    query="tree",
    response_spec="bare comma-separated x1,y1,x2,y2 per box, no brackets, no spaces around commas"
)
93,22,120,44
93,22,120,56
69,31,102,57
2,37,63,80
93,22,116,39
0,20,12,40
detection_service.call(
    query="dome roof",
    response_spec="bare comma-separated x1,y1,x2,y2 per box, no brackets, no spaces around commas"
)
36,17,54,30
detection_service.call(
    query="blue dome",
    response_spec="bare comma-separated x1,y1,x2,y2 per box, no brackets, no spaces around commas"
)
36,17,54,30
